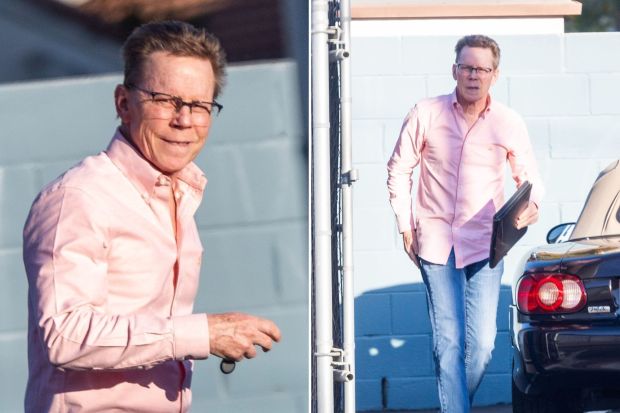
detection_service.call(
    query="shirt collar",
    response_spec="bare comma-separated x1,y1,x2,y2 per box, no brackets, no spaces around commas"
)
450,90,493,118
105,129,207,200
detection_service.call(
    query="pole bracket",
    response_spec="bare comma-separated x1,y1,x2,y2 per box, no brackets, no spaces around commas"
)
325,347,354,383
327,26,350,62
341,169,359,186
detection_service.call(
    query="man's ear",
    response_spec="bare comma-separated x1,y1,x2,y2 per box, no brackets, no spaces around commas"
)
114,84,130,122
452,64,457,81
490,68,500,86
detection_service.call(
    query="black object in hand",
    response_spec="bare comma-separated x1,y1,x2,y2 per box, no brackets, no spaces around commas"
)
220,359,236,374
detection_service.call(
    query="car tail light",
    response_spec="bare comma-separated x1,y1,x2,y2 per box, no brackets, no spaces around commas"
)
517,273,586,314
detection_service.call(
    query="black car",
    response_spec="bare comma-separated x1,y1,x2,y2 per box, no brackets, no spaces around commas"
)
511,160,620,413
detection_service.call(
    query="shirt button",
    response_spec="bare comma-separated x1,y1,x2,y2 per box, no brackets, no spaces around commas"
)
157,176,168,186
175,191,183,199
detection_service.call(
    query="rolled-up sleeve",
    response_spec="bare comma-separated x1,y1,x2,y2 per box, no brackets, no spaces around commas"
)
23,186,210,371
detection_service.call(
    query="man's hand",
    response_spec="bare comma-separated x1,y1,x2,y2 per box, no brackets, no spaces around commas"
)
207,312,281,362
516,201,539,230
402,229,420,268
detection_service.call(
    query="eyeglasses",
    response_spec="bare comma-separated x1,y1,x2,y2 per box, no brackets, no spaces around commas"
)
124,83,223,125
455,64,494,77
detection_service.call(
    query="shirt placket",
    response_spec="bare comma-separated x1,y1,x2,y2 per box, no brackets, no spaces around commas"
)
153,175,188,411
451,106,482,268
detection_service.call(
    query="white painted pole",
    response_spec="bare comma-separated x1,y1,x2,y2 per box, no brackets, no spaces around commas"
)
339,0,356,411
312,0,335,411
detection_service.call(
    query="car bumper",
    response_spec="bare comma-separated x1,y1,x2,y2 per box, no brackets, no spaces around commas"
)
512,315,620,394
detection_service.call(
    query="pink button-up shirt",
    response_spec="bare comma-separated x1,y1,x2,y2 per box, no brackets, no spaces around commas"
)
23,131,210,412
387,92,544,268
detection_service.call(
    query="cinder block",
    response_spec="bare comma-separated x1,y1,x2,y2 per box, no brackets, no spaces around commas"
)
387,376,440,410
520,201,561,246
352,76,426,119
0,166,39,249
591,74,620,115
210,62,302,143
352,120,385,164
355,335,432,379
473,373,511,406
196,227,278,311
486,332,511,374
351,37,403,76
427,75,454,99
353,206,398,251
383,118,410,161
0,251,28,331
549,116,620,159
191,307,307,411
272,222,308,304
536,158,600,203
402,36,460,75
490,77,509,106
195,145,251,226
0,77,118,165
355,293,392,336
0,333,28,413
356,379,383,411
192,393,303,413
509,75,589,116
523,118,550,159
237,140,306,222
225,306,308,397
352,163,390,208
565,33,620,73
494,35,562,75
353,250,422,297
496,288,512,333
560,202,584,223
36,160,81,191
391,291,432,335
196,140,307,227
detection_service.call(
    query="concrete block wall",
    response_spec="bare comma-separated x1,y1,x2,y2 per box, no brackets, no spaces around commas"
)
0,60,307,413
352,32,620,410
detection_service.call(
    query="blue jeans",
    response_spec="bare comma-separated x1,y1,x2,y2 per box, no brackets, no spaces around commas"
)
419,249,503,413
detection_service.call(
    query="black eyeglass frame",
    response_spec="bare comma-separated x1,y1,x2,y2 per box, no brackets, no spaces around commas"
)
455,63,495,76
124,82,223,116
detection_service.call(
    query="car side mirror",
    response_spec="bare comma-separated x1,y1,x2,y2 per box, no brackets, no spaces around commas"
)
546,223,576,244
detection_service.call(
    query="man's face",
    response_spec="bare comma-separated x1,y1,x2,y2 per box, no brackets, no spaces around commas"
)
452,46,498,106
115,51,216,176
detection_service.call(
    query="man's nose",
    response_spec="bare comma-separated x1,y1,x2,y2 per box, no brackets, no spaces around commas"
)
172,104,193,127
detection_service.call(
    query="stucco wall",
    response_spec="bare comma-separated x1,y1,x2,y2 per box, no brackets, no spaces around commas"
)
352,31,620,410
0,60,307,413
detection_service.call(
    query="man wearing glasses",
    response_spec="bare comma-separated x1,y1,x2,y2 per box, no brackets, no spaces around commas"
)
23,21,280,412
387,35,543,413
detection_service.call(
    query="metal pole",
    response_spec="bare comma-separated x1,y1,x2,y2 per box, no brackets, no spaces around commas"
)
339,0,356,411
312,0,334,411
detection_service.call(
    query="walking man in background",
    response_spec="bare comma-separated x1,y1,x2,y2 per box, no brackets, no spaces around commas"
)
23,20,280,412
386,35,543,413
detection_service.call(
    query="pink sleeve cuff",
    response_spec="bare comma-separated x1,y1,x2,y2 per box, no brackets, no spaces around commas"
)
397,214,415,234
172,313,210,360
